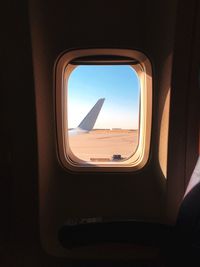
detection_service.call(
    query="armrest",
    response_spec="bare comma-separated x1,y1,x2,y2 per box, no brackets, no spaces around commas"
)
58,221,173,249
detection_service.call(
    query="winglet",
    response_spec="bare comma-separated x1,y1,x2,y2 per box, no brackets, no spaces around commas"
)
78,98,105,131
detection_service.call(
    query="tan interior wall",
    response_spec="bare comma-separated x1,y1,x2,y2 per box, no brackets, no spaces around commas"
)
29,0,178,257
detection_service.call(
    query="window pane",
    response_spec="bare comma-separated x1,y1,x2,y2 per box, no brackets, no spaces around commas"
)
67,65,140,163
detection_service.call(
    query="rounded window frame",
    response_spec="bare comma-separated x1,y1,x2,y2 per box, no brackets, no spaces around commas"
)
55,49,152,172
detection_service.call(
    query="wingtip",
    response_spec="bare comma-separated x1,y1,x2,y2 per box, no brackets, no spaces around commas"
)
77,98,105,131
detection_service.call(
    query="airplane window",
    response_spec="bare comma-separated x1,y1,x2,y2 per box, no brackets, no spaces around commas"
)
67,65,140,163
56,49,152,171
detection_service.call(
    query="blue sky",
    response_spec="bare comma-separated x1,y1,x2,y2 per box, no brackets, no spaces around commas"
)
67,65,140,129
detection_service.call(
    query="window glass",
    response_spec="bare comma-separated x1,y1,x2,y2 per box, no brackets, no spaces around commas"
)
67,65,140,163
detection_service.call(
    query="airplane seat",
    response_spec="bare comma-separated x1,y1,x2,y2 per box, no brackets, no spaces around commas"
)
164,157,200,266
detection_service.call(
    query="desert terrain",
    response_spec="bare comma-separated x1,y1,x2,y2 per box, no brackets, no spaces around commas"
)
68,129,139,162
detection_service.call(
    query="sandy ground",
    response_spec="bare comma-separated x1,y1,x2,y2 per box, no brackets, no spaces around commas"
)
68,130,139,162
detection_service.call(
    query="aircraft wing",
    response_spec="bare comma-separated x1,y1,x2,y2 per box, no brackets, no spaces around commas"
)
68,98,105,136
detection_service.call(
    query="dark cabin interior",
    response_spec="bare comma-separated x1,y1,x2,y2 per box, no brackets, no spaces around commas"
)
1,0,200,266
